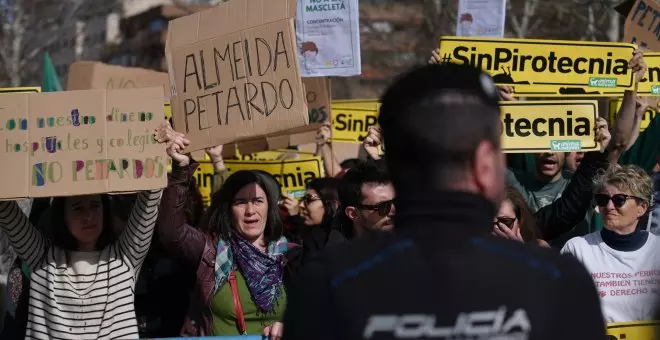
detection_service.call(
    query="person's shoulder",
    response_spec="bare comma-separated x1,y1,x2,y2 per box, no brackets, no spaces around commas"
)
309,231,406,273
563,231,599,250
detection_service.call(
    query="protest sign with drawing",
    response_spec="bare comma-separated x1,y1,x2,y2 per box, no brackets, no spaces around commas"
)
0,87,167,199
437,36,637,97
165,0,309,153
456,0,506,38
622,0,660,51
500,100,598,153
296,0,361,77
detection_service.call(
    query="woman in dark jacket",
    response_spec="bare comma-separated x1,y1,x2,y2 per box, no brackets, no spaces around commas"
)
286,178,346,264
156,128,299,338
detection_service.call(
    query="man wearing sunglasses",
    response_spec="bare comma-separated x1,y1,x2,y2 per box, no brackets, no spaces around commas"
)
337,161,395,239
284,63,605,340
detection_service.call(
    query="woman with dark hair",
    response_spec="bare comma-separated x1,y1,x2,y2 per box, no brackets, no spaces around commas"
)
0,188,163,339
288,178,346,264
157,128,298,338
493,186,550,247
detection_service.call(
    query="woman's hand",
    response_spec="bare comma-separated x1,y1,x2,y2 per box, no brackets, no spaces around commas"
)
629,49,647,87
280,193,299,216
264,321,283,340
594,117,611,152
497,85,516,102
492,222,524,243
155,121,190,166
428,48,441,64
363,126,382,160
316,123,332,147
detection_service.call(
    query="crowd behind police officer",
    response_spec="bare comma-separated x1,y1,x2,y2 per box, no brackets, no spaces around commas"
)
0,48,659,340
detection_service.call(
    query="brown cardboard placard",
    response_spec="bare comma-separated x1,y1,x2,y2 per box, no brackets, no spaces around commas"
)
0,87,167,199
623,0,660,51
303,77,331,123
165,0,309,153
67,61,171,99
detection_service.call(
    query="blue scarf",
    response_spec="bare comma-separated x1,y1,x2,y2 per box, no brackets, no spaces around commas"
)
214,232,288,312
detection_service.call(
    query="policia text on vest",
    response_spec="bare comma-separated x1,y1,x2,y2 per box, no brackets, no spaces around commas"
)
437,37,636,97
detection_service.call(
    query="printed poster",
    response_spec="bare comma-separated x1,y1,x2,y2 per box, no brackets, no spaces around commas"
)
296,0,361,77
457,0,507,38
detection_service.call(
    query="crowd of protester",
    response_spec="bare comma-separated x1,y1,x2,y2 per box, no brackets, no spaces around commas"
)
0,48,658,339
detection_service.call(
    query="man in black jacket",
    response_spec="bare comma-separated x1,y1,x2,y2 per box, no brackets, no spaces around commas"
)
282,63,606,339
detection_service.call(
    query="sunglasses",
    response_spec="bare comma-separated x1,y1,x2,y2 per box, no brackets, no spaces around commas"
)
358,200,394,217
594,194,641,208
494,217,516,228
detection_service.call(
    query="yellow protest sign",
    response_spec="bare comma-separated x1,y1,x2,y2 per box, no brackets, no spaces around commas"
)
194,156,324,206
225,158,324,199
164,102,172,120
331,99,380,143
0,87,41,94
437,36,636,97
608,98,656,132
606,321,660,339
236,149,317,161
500,101,598,153
639,53,660,96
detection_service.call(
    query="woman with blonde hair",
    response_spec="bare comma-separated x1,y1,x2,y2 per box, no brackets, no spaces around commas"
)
562,164,659,323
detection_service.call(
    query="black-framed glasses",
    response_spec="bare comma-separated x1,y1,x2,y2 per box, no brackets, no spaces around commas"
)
301,194,321,205
594,194,641,208
494,217,516,228
358,200,394,217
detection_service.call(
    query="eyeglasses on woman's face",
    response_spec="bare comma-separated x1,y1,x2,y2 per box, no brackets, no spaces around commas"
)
493,217,516,228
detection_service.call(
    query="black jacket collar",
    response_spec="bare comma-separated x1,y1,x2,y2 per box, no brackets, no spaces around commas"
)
394,190,497,240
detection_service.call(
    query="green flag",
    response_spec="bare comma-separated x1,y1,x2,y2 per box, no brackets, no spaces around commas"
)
42,53,63,92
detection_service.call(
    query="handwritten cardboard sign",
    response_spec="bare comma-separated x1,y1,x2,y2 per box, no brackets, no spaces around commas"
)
303,77,331,123
437,36,636,97
623,0,660,51
165,0,309,152
67,61,170,99
0,87,167,199
500,101,598,153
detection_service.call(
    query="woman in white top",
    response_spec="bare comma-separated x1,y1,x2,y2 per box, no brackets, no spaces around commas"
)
0,136,173,339
562,164,659,323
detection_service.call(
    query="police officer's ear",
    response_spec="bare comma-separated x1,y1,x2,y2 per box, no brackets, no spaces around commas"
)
345,206,360,221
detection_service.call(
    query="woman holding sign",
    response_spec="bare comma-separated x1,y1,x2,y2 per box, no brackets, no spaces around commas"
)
155,125,298,339
562,165,660,323
0,162,167,337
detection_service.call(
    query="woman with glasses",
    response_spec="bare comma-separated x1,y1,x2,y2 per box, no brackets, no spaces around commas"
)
285,178,345,265
561,165,659,323
493,186,550,247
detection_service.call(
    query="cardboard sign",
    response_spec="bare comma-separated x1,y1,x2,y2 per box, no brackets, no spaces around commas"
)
606,321,660,339
67,61,170,99
623,0,660,51
165,0,309,152
332,99,380,143
303,77,331,123
500,101,598,153
0,87,41,94
437,36,636,96
0,87,167,198
608,98,657,132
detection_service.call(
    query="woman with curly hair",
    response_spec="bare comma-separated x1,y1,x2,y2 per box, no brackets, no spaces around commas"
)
562,165,659,323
